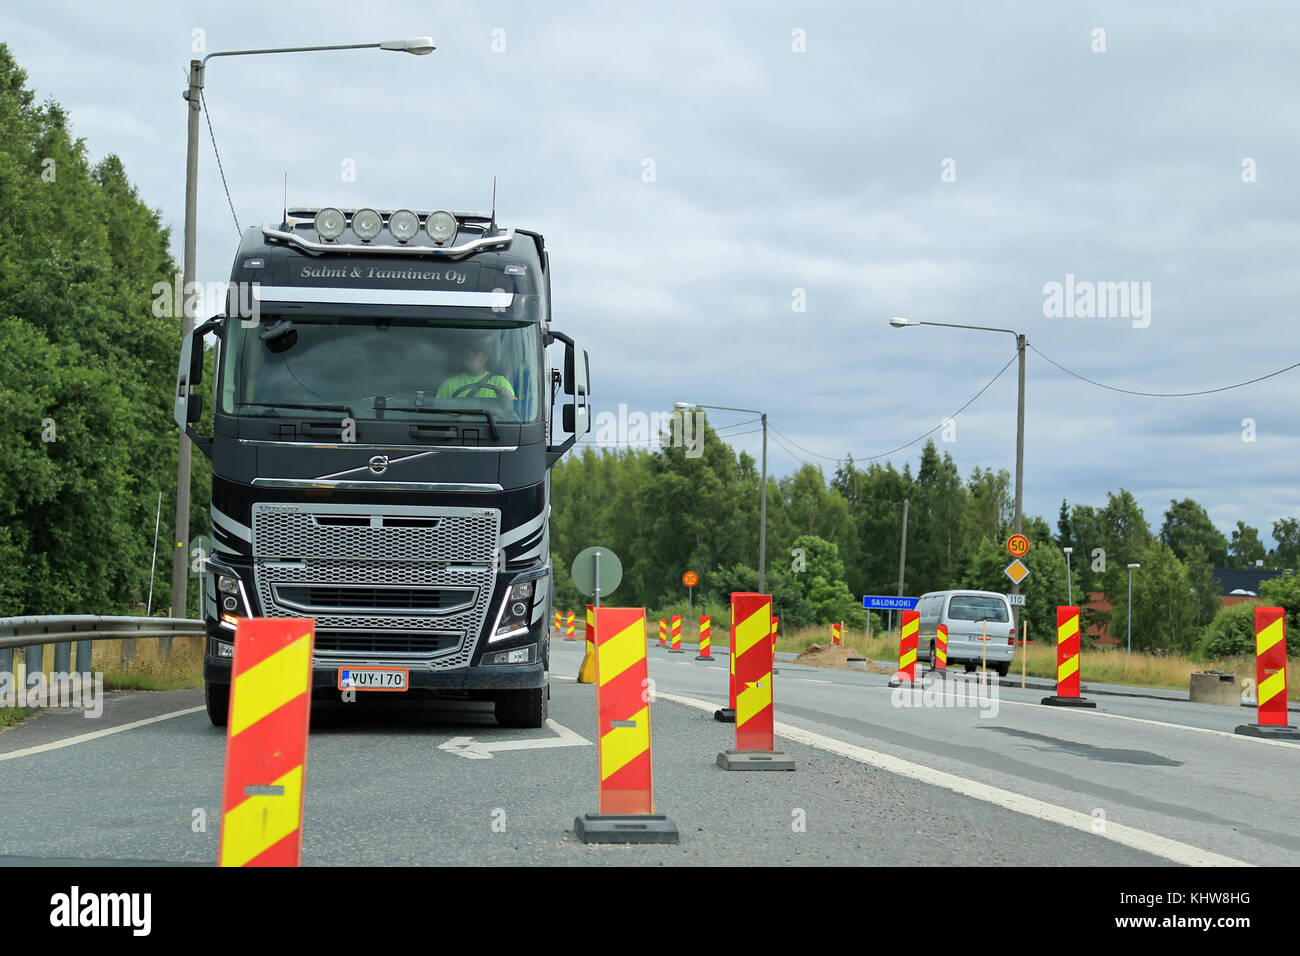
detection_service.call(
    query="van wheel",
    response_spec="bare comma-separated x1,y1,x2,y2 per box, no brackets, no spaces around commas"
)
928,642,937,667
995,662,1010,678
205,681,230,727
495,686,548,728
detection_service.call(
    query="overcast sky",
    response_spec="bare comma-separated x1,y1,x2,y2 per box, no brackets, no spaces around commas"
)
4,1,1299,552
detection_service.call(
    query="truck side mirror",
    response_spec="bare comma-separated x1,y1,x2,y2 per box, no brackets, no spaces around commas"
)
174,316,221,456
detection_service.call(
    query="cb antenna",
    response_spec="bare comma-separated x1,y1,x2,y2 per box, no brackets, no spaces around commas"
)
489,176,497,234
281,173,289,230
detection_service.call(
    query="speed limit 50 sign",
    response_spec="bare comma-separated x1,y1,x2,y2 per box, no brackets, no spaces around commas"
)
1006,534,1030,557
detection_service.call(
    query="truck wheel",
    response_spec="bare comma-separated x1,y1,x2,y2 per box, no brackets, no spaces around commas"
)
205,681,231,727
495,686,548,728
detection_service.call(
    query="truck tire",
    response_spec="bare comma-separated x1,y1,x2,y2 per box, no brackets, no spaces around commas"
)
495,685,548,728
205,681,231,727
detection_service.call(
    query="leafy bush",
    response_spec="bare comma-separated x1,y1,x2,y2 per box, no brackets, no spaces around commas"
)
1199,601,1260,659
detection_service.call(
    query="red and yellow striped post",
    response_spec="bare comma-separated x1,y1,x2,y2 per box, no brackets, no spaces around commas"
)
577,605,598,684
831,622,841,647
714,604,737,721
573,606,678,843
717,593,795,770
218,618,314,867
887,610,921,687
658,618,667,648
934,623,948,671
554,610,561,634
670,615,682,653
1236,607,1300,738
566,611,576,641
1041,606,1095,708
771,615,779,656
696,615,712,660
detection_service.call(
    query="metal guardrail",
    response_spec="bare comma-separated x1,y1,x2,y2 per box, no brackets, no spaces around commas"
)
0,616,205,679
0,616,204,651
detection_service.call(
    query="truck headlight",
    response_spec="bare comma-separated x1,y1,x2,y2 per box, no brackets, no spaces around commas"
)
490,579,536,642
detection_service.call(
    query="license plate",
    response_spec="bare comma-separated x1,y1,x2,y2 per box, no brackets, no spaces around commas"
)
337,667,409,692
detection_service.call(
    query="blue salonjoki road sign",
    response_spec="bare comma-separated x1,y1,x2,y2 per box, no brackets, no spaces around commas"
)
863,595,918,610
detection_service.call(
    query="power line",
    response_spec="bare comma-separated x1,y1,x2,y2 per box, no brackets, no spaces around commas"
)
199,88,242,238
1029,344,1300,397
767,353,1018,465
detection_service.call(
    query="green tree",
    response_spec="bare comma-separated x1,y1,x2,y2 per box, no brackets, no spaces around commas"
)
1269,518,1300,570
1160,499,1228,566
1108,541,1201,652
1229,521,1266,569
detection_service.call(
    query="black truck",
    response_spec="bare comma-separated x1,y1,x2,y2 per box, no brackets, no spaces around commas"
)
174,205,590,728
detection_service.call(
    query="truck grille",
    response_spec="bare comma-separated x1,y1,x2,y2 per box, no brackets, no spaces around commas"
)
251,503,500,666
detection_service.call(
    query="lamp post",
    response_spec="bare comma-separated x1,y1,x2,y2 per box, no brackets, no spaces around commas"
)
1127,563,1141,654
1063,546,1073,606
677,402,767,593
170,37,436,621
890,315,1028,623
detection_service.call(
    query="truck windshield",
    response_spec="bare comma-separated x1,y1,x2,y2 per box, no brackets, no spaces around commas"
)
219,314,542,423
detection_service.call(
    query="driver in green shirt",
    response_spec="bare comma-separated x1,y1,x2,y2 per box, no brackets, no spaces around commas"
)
437,339,516,399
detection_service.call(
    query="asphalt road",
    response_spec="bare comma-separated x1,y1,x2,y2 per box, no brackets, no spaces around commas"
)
0,638,1294,866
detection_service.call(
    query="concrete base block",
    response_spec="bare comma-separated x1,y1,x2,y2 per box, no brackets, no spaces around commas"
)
716,749,796,771
573,814,679,844
668,648,684,654
1235,723,1300,740
887,677,923,689
714,707,735,723
694,655,713,662
1041,695,1096,708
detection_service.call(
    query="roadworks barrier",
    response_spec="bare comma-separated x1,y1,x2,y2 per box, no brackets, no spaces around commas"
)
1236,606,1300,739
715,604,737,722
1041,606,1095,708
574,606,678,844
566,611,576,642
717,592,794,771
695,615,712,661
658,617,667,648
577,605,597,684
887,610,922,688
934,623,948,671
670,614,683,653
831,621,841,647
218,617,314,867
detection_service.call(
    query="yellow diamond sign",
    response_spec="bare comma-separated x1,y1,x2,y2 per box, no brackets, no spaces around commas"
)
1004,559,1030,585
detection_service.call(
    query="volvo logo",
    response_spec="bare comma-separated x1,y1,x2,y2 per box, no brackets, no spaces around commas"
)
367,455,390,476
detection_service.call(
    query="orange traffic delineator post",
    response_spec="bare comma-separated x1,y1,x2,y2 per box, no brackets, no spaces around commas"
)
831,622,841,647
577,605,598,683
934,623,948,671
1041,605,1095,707
669,614,683,653
695,615,713,661
574,606,679,844
566,610,576,641
658,617,667,648
714,603,737,721
554,610,561,635
218,618,314,867
1236,606,1300,739
718,593,795,770
887,610,922,688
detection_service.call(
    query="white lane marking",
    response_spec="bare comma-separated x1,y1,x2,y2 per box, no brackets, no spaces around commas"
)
654,690,1251,868
0,706,205,762
437,718,592,760
796,679,832,684
974,695,1300,749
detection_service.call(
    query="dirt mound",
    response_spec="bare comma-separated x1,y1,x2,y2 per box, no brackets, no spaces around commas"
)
793,643,892,673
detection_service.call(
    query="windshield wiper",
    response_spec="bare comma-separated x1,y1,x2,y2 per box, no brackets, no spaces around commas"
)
236,401,355,418
389,406,501,440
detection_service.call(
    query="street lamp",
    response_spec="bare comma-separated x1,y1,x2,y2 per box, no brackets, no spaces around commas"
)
1063,547,1073,606
1126,563,1141,654
677,402,767,593
170,37,436,620
890,315,1028,614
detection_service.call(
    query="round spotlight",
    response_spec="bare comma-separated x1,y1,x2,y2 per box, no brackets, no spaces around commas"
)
314,207,346,241
426,211,458,244
389,208,419,243
352,208,382,242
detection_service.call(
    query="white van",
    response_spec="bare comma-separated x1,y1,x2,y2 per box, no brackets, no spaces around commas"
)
915,590,1015,676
